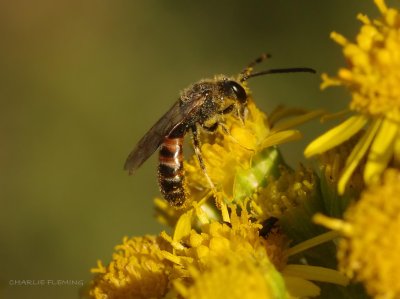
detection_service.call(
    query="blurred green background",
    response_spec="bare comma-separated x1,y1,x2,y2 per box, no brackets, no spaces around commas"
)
0,1,383,298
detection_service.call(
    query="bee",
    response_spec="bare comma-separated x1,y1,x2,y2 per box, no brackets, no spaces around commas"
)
124,54,315,207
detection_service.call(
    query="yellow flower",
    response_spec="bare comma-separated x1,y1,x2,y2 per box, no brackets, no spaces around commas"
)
317,132,365,217
251,164,350,285
251,165,319,222
314,169,400,299
163,206,288,274
161,205,347,298
174,251,287,299
88,205,349,299
88,235,171,299
305,0,400,194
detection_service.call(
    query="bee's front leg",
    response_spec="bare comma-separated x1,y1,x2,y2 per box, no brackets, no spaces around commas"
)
221,104,234,115
203,122,219,133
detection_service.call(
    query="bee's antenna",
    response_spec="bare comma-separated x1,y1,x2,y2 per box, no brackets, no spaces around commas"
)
239,53,315,82
240,67,316,82
239,53,271,81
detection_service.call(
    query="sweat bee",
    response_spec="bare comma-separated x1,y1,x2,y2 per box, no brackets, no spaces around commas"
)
124,54,315,206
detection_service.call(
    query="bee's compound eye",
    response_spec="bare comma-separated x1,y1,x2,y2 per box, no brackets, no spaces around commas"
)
227,81,247,103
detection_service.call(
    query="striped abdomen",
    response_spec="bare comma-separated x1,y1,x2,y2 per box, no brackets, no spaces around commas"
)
158,132,186,206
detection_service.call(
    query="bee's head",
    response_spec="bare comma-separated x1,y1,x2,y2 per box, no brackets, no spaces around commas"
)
220,80,248,104
219,80,248,123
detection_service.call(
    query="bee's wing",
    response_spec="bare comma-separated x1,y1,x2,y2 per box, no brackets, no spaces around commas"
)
124,95,207,174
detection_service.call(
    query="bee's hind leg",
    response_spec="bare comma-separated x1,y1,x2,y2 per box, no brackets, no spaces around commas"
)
190,125,216,192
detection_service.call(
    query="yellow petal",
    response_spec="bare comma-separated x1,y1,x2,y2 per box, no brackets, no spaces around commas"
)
313,213,353,236
173,210,193,242
374,0,388,14
260,130,302,149
304,115,368,158
338,118,382,194
271,109,326,133
320,109,351,123
393,136,400,163
283,276,320,298
282,265,349,286
286,231,340,257
268,105,306,125
330,31,348,46
364,118,398,184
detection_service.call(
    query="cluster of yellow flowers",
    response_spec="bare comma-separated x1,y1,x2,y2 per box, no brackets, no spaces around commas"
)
87,1,400,298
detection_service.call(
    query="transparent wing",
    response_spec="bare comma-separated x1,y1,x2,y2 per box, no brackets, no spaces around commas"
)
124,95,207,174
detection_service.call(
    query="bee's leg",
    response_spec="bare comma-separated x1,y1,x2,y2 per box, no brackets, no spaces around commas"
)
204,121,253,151
191,125,216,191
220,104,246,126
202,104,234,133
203,121,230,138
220,104,234,115
203,122,219,133
238,105,248,125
